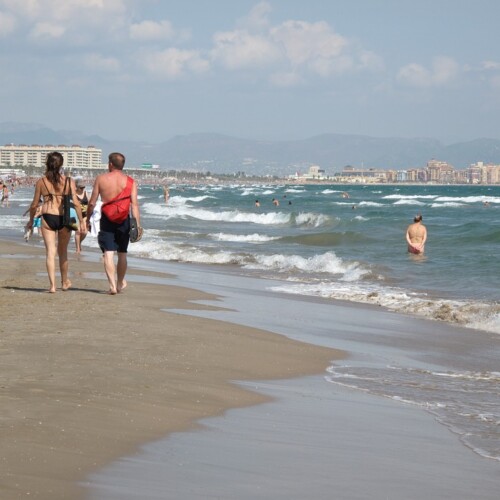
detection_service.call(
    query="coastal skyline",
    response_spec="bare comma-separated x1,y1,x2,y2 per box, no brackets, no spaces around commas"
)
1,1,500,144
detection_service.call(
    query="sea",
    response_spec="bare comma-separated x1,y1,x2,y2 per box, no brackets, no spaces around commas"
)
2,181,499,469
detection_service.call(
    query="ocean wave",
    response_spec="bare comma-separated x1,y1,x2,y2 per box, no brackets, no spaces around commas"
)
393,199,426,206
358,201,384,207
209,232,279,243
128,236,368,283
321,189,341,194
168,195,214,205
294,212,331,227
286,188,306,193
383,194,438,200
0,215,26,230
434,195,500,204
245,251,368,280
430,202,465,208
269,281,500,334
142,203,291,225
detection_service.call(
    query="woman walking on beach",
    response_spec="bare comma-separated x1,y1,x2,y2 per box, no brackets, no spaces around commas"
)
27,152,86,293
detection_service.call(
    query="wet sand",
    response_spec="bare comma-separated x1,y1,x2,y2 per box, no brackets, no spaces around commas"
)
0,239,342,499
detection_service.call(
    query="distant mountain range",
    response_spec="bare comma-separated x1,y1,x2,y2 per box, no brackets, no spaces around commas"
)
2,121,500,176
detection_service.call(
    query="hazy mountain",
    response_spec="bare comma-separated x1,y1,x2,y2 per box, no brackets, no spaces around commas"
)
2,122,500,176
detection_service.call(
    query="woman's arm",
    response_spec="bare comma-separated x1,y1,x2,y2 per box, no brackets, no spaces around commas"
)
27,180,42,228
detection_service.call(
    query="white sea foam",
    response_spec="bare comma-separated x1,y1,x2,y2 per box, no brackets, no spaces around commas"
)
240,189,257,196
383,194,438,200
321,189,341,194
245,251,368,281
393,199,426,206
435,195,500,204
209,232,278,243
358,201,384,207
269,281,500,334
142,203,291,225
430,202,464,208
294,212,330,227
285,188,306,193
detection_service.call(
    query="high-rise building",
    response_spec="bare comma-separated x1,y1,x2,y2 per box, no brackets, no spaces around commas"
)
0,144,102,169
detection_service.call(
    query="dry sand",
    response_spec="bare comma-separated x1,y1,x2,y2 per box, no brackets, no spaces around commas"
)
0,239,343,499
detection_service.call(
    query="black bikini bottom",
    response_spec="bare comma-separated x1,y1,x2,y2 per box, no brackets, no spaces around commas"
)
42,214,66,231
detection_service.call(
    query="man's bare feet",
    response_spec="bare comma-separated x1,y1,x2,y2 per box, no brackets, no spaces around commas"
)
107,288,118,295
62,280,72,291
117,279,127,293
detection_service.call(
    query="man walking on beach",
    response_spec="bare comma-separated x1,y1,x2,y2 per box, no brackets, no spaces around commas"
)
406,214,427,255
86,152,141,294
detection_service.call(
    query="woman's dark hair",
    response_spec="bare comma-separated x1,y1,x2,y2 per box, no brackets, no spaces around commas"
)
414,214,423,223
45,152,64,186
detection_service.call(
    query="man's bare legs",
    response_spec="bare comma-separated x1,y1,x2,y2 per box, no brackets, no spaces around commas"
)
102,251,127,294
103,251,118,294
116,252,127,293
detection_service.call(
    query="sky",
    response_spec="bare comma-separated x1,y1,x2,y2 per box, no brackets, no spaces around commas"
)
1,0,500,144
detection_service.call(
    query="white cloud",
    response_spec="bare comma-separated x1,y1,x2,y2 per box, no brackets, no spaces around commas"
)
211,9,376,85
130,20,175,41
237,1,272,31
481,60,500,71
0,10,16,36
211,30,281,70
31,21,65,38
271,20,347,68
1,0,126,21
84,53,120,72
397,56,459,87
141,48,210,80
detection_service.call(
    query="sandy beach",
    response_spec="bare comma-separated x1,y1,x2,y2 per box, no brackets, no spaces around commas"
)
0,239,342,499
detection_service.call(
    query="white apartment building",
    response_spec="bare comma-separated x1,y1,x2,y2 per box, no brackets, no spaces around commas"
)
0,144,102,169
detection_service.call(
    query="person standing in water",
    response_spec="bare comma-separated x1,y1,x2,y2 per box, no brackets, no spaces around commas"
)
406,214,427,255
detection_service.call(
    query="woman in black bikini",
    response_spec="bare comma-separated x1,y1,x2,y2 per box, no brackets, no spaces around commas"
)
27,152,86,293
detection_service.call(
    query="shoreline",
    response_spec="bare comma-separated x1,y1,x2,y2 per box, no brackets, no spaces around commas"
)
0,238,343,499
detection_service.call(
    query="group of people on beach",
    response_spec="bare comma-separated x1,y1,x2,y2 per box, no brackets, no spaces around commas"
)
26,151,141,294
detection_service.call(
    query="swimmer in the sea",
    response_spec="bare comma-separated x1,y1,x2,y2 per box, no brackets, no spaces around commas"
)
406,214,427,255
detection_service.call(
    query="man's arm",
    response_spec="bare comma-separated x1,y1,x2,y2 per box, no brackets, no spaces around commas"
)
130,179,140,226
86,176,101,228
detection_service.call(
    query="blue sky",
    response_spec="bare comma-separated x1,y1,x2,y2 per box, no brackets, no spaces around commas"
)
1,0,500,144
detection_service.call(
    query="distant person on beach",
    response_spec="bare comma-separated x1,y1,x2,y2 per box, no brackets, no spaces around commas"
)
272,198,279,206
27,152,85,293
255,199,260,207
86,152,141,295
163,185,169,204
1,182,9,207
406,214,427,255
74,178,89,253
